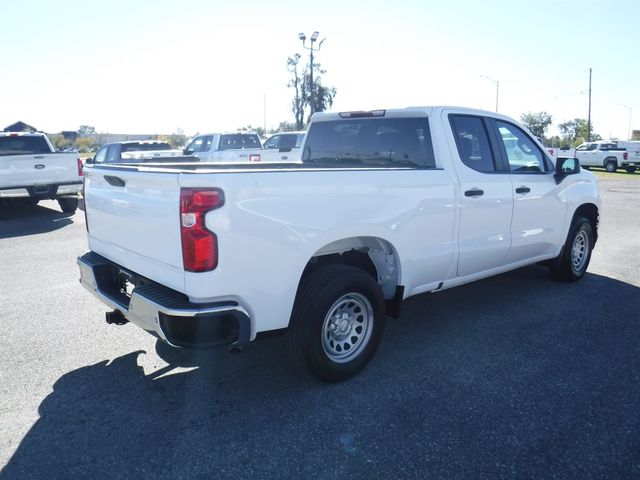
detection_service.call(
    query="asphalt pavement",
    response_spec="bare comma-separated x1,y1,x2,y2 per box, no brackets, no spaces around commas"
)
1,175,639,479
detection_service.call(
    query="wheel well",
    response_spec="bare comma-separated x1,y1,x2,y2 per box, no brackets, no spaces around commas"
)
574,203,599,245
604,157,618,165
300,237,401,302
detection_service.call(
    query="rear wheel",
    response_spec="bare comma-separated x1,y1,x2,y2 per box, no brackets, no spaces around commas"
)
58,197,78,213
605,160,617,173
287,265,385,382
549,216,593,282
625,166,636,174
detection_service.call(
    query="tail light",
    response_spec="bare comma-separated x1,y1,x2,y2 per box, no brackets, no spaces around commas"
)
623,152,628,160
77,158,84,176
180,188,224,272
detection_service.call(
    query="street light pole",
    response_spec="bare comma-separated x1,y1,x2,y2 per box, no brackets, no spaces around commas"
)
480,75,499,112
620,104,632,140
299,31,324,117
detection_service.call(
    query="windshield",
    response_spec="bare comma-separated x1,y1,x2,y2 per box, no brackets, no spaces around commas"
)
0,136,51,156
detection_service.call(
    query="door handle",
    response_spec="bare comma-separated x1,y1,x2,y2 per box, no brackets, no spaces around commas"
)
104,175,126,187
34,155,44,159
464,188,484,197
515,186,531,194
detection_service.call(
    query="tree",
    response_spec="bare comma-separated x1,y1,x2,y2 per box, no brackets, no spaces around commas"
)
51,134,69,151
287,53,337,128
520,112,552,141
303,61,336,123
558,118,602,147
78,125,96,137
287,54,305,130
276,121,297,132
76,137,93,153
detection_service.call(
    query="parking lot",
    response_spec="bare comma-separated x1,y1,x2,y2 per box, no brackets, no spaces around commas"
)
1,174,639,479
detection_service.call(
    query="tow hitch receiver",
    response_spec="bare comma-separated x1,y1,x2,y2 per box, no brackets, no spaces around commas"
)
106,310,129,325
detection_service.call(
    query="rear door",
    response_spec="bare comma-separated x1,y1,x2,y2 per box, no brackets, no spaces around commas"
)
447,113,514,277
84,166,185,292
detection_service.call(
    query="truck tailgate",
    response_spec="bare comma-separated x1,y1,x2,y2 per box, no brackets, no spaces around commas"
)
84,167,185,292
0,152,80,188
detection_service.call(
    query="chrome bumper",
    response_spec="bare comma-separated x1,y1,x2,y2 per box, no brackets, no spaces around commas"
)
77,252,251,348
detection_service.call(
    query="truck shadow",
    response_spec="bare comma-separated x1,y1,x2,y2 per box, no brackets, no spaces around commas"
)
0,203,74,239
3,268,640,479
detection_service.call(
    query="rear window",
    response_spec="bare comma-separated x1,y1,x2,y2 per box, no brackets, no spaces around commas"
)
302,118,435,168
219,134,261,150
0,136,51,156
121,142,172,152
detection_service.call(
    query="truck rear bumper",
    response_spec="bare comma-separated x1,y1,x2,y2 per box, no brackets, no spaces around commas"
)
0,182,82,198
77,252,251,349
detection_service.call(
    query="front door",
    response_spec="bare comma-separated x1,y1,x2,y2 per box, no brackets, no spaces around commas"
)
447,113,514,277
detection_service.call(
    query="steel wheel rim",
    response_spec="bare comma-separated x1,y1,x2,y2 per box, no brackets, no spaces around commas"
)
321,293,373,363
571,230,589,272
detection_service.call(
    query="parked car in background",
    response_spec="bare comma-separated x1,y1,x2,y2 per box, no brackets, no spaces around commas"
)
572,141,636,173
0,132,82,213
87,140,184,164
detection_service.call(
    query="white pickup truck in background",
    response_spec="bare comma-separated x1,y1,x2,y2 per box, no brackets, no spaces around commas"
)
572,141,637,173
184,132,301,163
0,132,82,213
78,106,600,382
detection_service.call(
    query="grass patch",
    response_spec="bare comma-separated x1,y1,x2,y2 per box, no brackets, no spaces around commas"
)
588,168,639,180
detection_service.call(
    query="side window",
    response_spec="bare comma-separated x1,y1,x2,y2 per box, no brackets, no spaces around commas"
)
279,134,297,150
106,145,121,163
201,136,213,152
449,115,496,173
263,136,280,149
495,121,546,173
186,136,204,153
94,146,108,163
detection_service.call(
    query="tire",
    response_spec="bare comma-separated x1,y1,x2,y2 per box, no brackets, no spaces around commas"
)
625,166,636,174
58,197,78,213
549,216,593,282
605,160,617,173
287,265,386,382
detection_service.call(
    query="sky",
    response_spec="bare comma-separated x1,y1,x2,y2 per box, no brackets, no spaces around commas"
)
1,0,638,139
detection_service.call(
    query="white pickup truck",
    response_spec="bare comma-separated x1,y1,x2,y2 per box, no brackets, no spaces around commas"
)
184,132,301,163
572,141,636,173
0,132,82,212
78,107,600,382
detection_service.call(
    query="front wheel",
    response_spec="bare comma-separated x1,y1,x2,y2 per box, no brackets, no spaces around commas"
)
549,216,593,282
287,265,386,382
625,166,636,174
58,197,78,213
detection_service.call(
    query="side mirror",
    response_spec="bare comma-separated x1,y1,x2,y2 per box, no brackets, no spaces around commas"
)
278,147,293,153
85,157,94,165
554,157,580,184
183,148,193,155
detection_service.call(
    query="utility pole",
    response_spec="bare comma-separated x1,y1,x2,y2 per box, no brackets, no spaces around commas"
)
587,68,592,142
480,75,499,113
